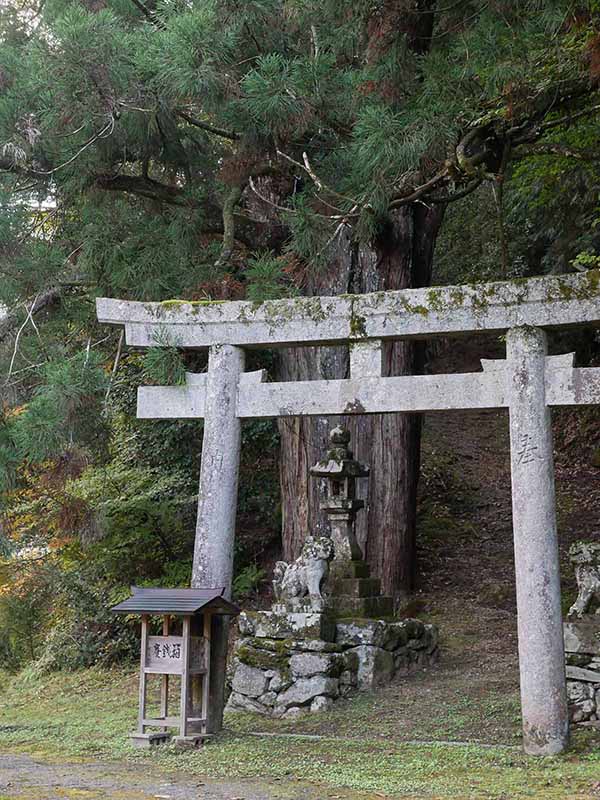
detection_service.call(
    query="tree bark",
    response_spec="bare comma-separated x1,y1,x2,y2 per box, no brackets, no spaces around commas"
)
277,204,444,601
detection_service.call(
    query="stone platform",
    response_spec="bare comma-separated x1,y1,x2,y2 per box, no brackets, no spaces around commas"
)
226,427,438,718
226,614,439,717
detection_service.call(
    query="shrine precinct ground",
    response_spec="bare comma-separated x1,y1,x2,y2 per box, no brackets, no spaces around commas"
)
97,268,600,756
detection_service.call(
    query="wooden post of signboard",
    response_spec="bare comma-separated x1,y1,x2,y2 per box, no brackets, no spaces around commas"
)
160,616,169,732
189,614,208,734
202,612,211,735
189,623,200,732
179,615,191,738
138,614,148,734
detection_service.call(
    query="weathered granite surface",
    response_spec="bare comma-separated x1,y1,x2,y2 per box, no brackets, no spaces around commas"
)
239,609,337,642
97,269,600,349
272,536,334,612
507,327,568,756
564,620,600,654
564,543,600,725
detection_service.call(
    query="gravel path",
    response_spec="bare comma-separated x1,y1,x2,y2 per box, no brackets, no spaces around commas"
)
0,753,358,800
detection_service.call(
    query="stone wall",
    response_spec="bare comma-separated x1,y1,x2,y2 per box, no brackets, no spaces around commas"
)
564,620,600,724
226,613,439,718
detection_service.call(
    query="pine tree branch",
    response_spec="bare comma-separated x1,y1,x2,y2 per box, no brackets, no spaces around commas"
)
276,149,361,210
90,173,278,248
511,102,600,146
34,118,116,176
215,183,244,267
4,295,41,384
388,171,448,209
94,173,199,207
0,157,37,180
176,110,240,141
248,177,295,213
515,143,600,162
426,178,484,204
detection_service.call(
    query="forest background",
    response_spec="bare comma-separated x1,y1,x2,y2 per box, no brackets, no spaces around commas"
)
1,0,600,673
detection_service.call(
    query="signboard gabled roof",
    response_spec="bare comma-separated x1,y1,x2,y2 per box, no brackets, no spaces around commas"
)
110,586,240,616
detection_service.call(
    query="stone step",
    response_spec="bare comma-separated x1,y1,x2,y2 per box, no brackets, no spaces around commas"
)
332,595,394,619
330,560,371,580
331,577,382,598
566,665,600,683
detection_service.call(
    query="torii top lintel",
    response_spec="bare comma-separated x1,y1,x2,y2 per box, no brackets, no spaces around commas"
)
96,270,600,350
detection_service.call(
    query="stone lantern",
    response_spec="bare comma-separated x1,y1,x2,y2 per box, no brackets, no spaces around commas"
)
310,426,369,562
309,427,392,618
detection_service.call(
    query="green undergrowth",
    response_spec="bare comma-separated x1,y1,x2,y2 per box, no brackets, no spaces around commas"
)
2,668,600,798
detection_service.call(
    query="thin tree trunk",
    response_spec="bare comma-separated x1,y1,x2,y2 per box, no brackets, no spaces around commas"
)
277,204,444,601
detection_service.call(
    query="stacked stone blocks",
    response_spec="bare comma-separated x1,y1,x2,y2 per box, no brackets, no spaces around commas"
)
226,613,439,717
564,621,600,723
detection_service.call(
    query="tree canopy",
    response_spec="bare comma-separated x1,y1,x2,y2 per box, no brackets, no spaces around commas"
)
2,0,600,666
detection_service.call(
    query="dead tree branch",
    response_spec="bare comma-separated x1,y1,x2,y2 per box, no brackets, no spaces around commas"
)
0,288,62,347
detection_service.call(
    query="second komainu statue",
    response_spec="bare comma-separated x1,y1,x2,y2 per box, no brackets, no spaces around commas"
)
568,541,600,618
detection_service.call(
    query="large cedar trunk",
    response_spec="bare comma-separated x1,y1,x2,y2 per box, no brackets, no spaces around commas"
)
277,204,444,601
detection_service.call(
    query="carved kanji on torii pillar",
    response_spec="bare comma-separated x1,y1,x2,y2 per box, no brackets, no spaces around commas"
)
97,269,600,756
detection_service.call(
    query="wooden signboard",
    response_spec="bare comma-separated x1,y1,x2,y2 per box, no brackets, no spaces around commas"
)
145,635,207,674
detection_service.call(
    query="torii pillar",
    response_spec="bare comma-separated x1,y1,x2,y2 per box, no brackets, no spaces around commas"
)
507,327,568,754
191,344,245,733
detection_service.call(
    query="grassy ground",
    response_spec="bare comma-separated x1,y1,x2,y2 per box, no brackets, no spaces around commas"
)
2,640,600,799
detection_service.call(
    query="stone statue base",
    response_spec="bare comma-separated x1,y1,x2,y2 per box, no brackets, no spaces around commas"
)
227,554,408,717
227,423,432,717
240,609,336,642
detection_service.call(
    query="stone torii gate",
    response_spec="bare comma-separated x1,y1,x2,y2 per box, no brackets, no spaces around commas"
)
97,270,600,755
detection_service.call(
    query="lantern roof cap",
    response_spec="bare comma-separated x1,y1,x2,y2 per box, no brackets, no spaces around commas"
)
309,426,369,478
110,586,240,616
310,458,369,478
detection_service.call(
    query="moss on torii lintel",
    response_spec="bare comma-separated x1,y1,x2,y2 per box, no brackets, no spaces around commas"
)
145,269,600,329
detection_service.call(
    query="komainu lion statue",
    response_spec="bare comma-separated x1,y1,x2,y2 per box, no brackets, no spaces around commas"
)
272,536,334,611
568,541,600,618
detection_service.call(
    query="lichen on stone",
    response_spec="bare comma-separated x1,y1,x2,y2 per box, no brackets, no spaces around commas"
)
349,311,367,337
547,270,600,303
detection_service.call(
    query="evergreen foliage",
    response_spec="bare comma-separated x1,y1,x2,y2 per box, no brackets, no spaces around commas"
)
1,0,600,667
